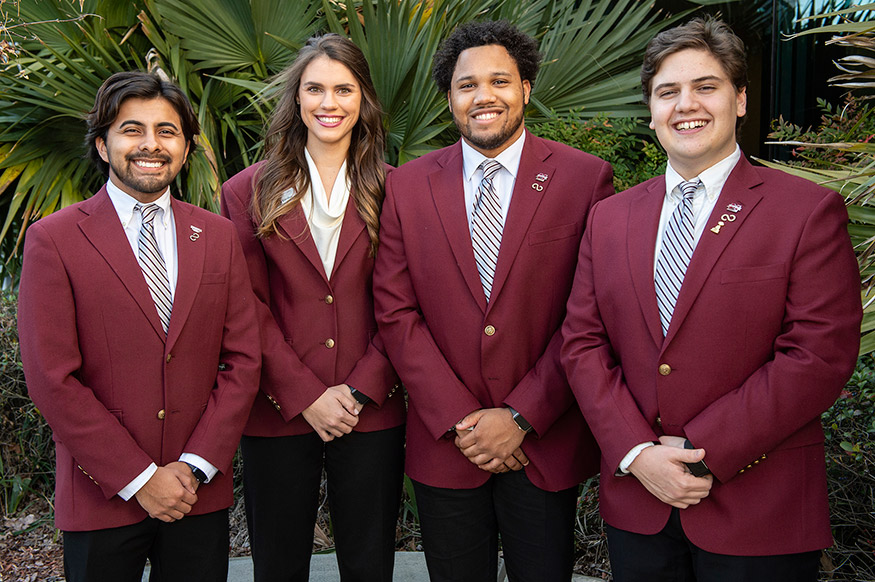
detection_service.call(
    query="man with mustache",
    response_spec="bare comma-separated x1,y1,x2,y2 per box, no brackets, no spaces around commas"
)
17,71,261,582
373,20,613,582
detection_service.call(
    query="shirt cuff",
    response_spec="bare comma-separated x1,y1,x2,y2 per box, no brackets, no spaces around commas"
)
179,453,218,483
618,442,656,475
118,463,157,500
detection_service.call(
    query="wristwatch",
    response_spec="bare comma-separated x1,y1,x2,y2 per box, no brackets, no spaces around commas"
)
507,406,533,434
184,462,207,484
349,387,371,406
683,439,711,477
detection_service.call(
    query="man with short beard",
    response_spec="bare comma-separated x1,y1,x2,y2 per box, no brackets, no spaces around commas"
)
17,71,261,582
373,20,613,582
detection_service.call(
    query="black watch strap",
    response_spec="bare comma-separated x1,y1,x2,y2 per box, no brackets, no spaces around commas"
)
184,462,207,484
349,387,371,406
682,439,710,477
507,406,533,434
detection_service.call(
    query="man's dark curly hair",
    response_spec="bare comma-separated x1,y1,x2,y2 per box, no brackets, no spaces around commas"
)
432,20,541,94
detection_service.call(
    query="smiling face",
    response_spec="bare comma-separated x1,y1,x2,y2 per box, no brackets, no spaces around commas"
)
649,48,746,179
448,44,531,157
95,96,189,203
298,55,362,154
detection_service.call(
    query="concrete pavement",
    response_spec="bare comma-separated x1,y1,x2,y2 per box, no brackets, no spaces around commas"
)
145,553,603,581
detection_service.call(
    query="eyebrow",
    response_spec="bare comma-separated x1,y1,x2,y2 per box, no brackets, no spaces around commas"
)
454,71,513,84
118,120,181,131
653,75,724,93
301,81,358,89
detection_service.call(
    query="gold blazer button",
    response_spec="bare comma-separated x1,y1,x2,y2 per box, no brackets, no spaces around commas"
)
658,364,672,376
484,325,496,336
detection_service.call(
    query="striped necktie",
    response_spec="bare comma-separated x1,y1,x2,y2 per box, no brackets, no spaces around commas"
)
136,203,173,334
471,160,504,301
654,179,701,336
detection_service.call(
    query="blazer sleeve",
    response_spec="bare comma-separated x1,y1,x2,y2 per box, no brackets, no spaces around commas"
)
505,159,615,436
374,170,483,439
344,329,399,407
18,222,155,498
220,175,329,421
683,191,861,482
561,201,661,469
180,224,261,473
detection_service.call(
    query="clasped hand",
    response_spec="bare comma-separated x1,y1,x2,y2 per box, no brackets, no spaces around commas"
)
454,408,529,473
134,461,199,522
302,384,361,442
628,436,713,509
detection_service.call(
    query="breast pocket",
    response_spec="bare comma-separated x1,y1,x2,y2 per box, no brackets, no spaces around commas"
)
528,223,579,246
200,272,227,285
720,263,786,284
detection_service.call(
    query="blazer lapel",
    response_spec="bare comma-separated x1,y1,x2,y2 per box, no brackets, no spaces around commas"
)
332,196,366,277
277,202,329,284
488,132,552,310
628,179,666,347
165,199,206,350
77,188,166,340
662,157,765,348
430,143,488,312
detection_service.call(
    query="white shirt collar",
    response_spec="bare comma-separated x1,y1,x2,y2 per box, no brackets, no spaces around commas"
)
665,144,741,202
461,129,527,181
105,178,172,228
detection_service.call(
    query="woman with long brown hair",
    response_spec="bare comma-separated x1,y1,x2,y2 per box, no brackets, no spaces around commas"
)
221,33,404,581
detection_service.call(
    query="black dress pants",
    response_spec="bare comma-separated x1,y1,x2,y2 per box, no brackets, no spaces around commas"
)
412,470,578,582
241,426,405,582
63,509,229,582
607,508,821,582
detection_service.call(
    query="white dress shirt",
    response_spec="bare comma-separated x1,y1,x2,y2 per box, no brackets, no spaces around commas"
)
297,148,351,280
620,144,742,474
461,131,526,233
105,179,217,499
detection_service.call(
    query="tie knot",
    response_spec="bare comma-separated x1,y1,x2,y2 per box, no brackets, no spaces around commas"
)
679,179,700,199
480,160,502,181
137,203,161,225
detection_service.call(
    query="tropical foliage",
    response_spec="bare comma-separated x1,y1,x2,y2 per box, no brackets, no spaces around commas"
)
0,0,693,283
760,2,875,355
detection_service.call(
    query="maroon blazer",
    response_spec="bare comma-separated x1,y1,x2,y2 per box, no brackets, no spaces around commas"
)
221,163,404,437
561,155,862,555
18,188,261,532
373,131,613,491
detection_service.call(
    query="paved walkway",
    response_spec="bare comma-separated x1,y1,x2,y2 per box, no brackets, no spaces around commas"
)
146,553,602,581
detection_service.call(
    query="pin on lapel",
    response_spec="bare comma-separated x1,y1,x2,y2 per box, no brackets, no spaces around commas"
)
727,202,743,213
190,225,202,242
710,212,738,234
532,173,548,191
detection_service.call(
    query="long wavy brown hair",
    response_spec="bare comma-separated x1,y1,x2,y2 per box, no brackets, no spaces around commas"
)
252,33,386,254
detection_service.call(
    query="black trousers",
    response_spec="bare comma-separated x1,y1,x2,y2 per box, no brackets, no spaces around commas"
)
607,508,821,582
412,471,578,582
63,509,229,582
241,426,405,582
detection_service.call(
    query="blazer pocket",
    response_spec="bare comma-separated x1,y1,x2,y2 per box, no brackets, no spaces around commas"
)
200,272,227,285
720,263,786,284
528,223,579,245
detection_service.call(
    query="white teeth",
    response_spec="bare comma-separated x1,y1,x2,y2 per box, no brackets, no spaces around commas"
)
675,120,706,131
134,161,163,168
475,112,499,120
318,116,342,123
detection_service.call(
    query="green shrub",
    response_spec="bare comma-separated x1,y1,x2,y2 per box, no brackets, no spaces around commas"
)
0,291,54,519
821,356,875,582
530,114,667,192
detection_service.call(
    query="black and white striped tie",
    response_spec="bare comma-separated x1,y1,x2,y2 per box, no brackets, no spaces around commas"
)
654,179,700,336
136,203,173,334
472,160,503,301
